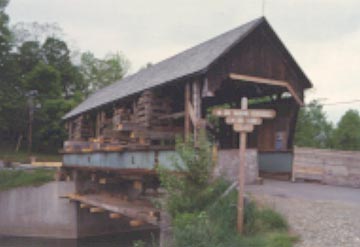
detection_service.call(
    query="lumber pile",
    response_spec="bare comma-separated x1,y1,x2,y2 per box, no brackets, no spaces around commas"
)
71,115,93,141
134,90,172,128
64,89,183,152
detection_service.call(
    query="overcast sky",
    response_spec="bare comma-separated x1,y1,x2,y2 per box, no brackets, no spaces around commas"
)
7,0,360,124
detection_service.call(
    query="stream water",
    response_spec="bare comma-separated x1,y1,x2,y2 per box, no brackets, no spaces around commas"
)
0,230,158,247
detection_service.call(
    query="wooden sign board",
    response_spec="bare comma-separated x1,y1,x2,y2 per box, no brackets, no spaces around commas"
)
226,117,263,125
213,109,276,119
233,124,254,133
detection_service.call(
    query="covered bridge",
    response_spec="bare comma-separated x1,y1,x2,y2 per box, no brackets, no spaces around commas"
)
62,17,312,183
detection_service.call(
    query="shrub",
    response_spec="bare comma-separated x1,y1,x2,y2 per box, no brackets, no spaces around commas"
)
159,132,295,247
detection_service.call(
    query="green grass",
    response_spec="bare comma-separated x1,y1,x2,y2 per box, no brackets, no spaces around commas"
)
0,148,61,163
170,182,297,247
0,168,56,191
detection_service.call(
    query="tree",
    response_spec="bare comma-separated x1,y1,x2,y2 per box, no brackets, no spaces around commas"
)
11,21,63,47
295,100,333,148
0,0,26,144
333,110,360,150
42,37,85,98
0,0,11,55
80,51,130,94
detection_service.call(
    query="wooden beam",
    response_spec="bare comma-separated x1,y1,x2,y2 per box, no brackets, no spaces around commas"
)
65,193,159,225
192,81,201,118
158,111,185,120
184,82,191,138
99,178,107,184
187,101,197,127
90,207,105,213
80,203,91,209
130,219,145,227
109,213,122,219
229,73,304,106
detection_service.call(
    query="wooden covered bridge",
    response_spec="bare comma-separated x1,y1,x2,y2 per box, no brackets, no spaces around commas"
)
61,17,312,229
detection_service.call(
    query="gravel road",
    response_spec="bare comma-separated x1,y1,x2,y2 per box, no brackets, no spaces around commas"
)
246,180,360,247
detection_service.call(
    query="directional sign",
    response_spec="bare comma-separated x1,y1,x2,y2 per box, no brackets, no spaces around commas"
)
212,97,276,234
213,109,276,119
233,123,254,132
225,117,263,125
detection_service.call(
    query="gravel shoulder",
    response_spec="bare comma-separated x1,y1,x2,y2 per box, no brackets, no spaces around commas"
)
246,180,360,247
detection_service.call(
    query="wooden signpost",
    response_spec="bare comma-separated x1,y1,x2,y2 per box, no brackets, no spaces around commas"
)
213,97,276,234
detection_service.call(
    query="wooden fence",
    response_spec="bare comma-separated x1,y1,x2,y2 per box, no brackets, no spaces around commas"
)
293,147,360,188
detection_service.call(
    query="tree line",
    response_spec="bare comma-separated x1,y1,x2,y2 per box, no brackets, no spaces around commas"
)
295,100,360,151
0,0,129,153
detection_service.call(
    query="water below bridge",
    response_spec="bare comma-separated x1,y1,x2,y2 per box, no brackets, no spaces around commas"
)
0,231,158,247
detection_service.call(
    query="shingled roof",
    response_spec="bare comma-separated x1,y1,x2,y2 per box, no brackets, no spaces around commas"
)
63,17,308,120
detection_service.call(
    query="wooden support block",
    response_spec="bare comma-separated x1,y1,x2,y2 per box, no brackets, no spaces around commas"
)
129,219,144,227
90,207,105,213
80,203,91,209
109,213,122,219
99,178,107,184
133,180,143,191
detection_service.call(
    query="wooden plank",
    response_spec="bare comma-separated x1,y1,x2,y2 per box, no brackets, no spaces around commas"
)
80,203,91,209
192,81,201,119
90,207,105,213
184,82,190,138
66,194,159,225
158,111,185,120
229,73,304,106
31,161,62,168
187,101,197,126
233,124,254,133
109,213,122,219
213,108,276,119
130,219,145,227
225,117,262,125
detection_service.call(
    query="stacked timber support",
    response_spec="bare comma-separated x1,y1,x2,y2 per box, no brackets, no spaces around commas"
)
69,115,93,141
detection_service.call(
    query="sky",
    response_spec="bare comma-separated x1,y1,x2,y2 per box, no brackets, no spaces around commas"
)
7,0,360,124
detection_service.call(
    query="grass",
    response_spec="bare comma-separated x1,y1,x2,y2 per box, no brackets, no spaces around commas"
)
0,168,56,191
0,148,61,163
170,182,297,247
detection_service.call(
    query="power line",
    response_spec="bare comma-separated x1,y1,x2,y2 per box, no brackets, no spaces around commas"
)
305,99,360,107
322,99,360,106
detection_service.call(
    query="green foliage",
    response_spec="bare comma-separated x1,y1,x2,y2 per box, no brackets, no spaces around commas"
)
333,109,360,150
159,134,295,247
295,100,333,148
0,147,61,163
24,62,61,97
80,51,130,94
0,168,55,191
244,201,288,235
158,131,217,216
295,100,360,151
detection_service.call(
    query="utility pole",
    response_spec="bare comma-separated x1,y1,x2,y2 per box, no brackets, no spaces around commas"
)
26,90,38,154
213,97,276,233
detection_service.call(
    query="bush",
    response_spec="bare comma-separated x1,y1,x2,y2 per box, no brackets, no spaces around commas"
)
159,132,295,247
